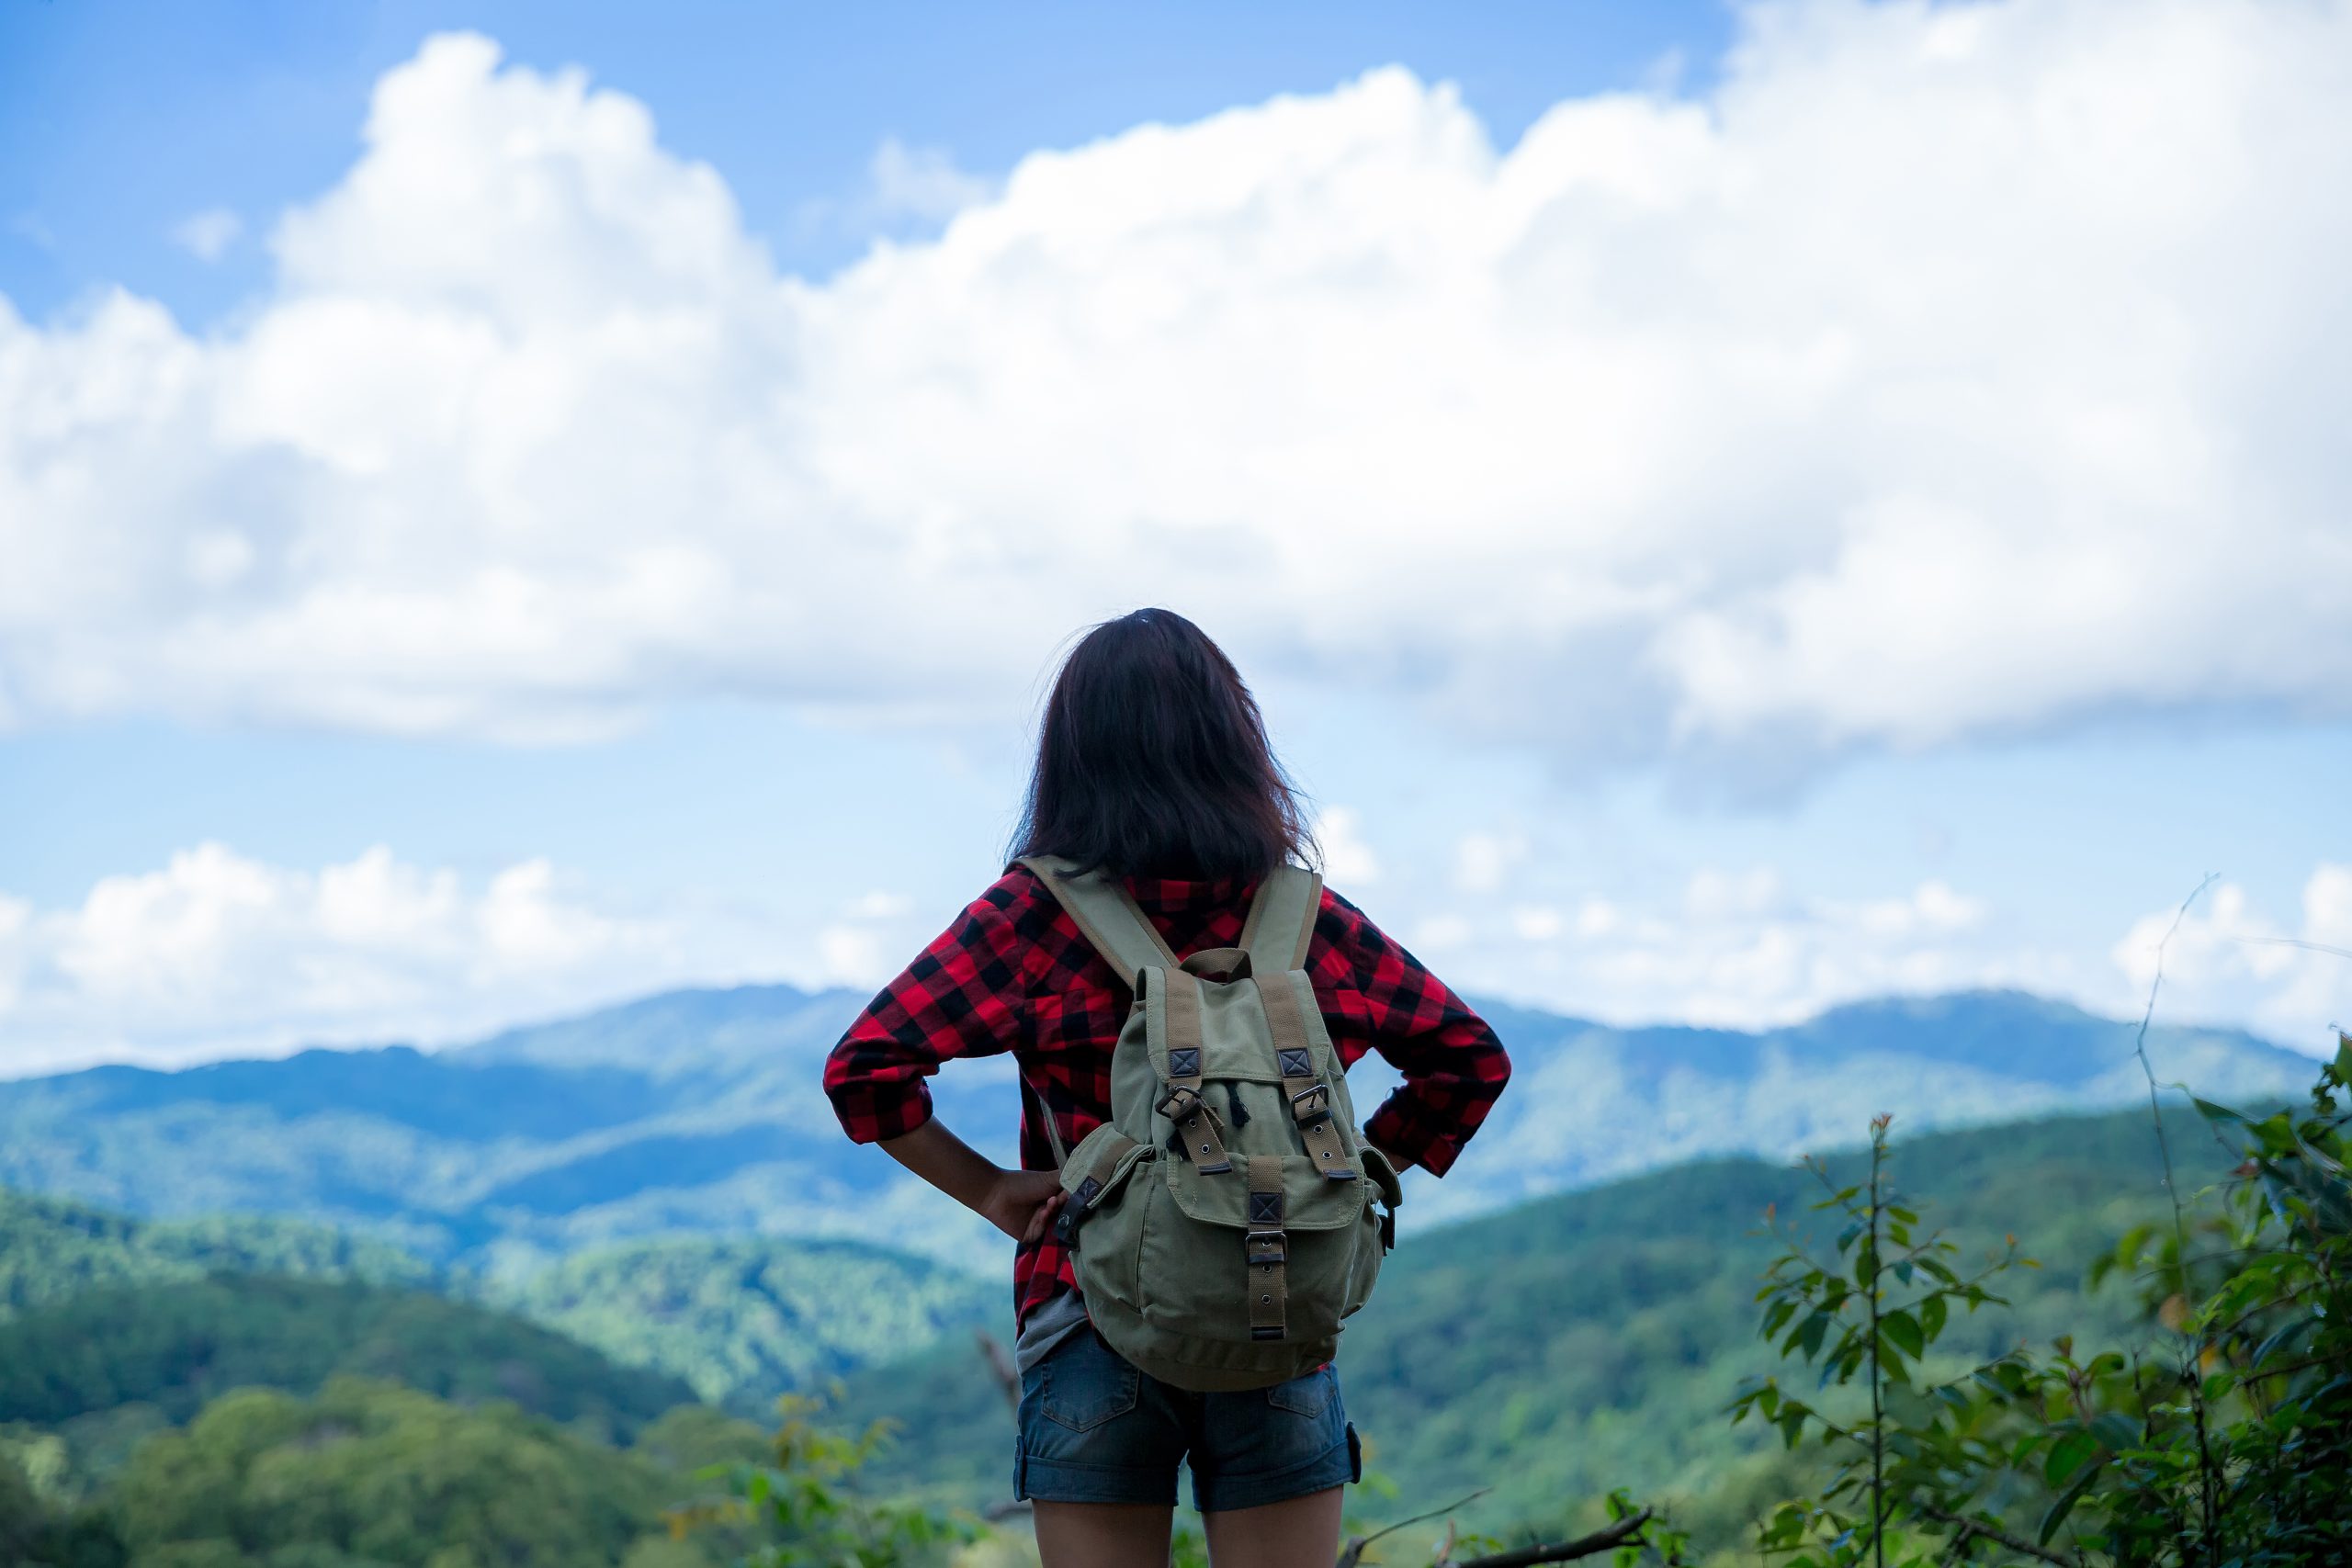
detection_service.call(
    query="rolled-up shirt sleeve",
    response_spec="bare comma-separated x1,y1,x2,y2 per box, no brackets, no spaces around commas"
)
824,881,1028,1145
1317,890,1511,1177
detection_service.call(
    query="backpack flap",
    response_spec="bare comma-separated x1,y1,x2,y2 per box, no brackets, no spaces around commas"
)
1054,1123,1154,1251
1162,1151,1371,1232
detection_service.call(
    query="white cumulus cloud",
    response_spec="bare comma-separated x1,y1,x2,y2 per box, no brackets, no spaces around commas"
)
3,3,2349,773
865,139,996,224
2111,867,2352,1049
1454,830,1527,895
1433,864,2038,1028
815,888,923,987
169,207,243,262
0,843,738,1076
1415,858,2344,1049
1315,807,1382,885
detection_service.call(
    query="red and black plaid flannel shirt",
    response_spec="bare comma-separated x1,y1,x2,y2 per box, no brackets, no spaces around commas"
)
824,863,1511,1325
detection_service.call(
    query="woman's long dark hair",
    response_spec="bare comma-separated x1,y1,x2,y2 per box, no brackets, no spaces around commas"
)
1011,609,1315,881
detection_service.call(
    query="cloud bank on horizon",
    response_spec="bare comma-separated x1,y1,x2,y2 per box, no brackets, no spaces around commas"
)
4,0,2347,767
2,834,2344,1077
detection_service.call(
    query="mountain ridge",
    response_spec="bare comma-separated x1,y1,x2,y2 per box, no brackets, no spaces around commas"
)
0,982,2313,1268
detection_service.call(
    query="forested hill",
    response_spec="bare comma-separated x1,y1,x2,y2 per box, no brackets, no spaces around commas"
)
836,1096,2236,1541
0,1187,431,1321
0,984,2314,1271
0,1087,2296,1564
1,1184,993,1417
0,1274,696,1438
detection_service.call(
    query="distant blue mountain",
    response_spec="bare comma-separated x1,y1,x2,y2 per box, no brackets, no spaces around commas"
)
50,1046,661,1141
1416,988,2315,1223
462,983,867,1080
0,983,2314,1269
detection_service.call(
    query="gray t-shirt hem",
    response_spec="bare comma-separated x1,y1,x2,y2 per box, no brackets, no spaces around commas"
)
1012,1290,1091,1378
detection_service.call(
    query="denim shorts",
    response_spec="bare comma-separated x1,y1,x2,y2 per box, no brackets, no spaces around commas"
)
1014,1325,1362,1513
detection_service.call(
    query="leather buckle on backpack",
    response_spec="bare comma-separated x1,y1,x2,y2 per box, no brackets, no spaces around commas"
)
1289,1082,1334,1129
1157,1084,1203,1121
1246,1231,1287,1267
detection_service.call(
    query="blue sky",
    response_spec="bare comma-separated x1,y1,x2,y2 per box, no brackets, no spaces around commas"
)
1,1,1727,321
2,0,2347,1074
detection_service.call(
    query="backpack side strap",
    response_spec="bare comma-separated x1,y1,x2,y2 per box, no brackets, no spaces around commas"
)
1257,967,1358,1182
1238,863,1324,974
1019,856,1181,985
1159,971,1235,1175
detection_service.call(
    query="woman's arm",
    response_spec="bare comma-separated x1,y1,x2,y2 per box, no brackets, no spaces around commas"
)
827,878,1044,1201
880,1118,1065,1241
1317,889,1512,1176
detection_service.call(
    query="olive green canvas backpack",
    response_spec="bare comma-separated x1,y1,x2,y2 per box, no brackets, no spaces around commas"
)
1020,855,1404,1393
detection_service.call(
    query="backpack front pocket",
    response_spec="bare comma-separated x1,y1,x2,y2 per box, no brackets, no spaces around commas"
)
1062,1127,1156,1312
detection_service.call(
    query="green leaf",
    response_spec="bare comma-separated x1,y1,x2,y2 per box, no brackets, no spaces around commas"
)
2044,1427,2098,1485
2192,1092,2251,1127
1919,1292,1948,1342
2038,1460,2104,1546
2250,1316,2317,1368
1852,1243,1879,1285
2089,1411,2140,1453
1882,1310,1925,1359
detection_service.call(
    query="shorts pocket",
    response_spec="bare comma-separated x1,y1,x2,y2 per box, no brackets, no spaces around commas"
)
1042,1330,1142,1432
1265,1363,1336,1418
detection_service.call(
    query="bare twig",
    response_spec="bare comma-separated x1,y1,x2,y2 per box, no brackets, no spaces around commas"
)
2234,1348,2352,1383
1444,1507,1653,1567
2128,872,2223,1566
2234,934,2352,963
1866,1119,1887,1568
2133,874,2218,1233
976,1329,1020,1412
1919,1505,2083,1567
1337,1487,1493,1568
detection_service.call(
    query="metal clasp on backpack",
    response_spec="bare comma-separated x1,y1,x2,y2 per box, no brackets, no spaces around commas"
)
1288,1082,1334,1129
1156,1084,1204,1120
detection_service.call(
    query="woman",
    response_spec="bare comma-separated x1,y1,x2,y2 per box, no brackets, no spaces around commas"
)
824,608,1510,1568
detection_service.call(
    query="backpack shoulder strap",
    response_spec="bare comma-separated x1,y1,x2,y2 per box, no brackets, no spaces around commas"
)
1018,856,1181,984
1237,863,1324,973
